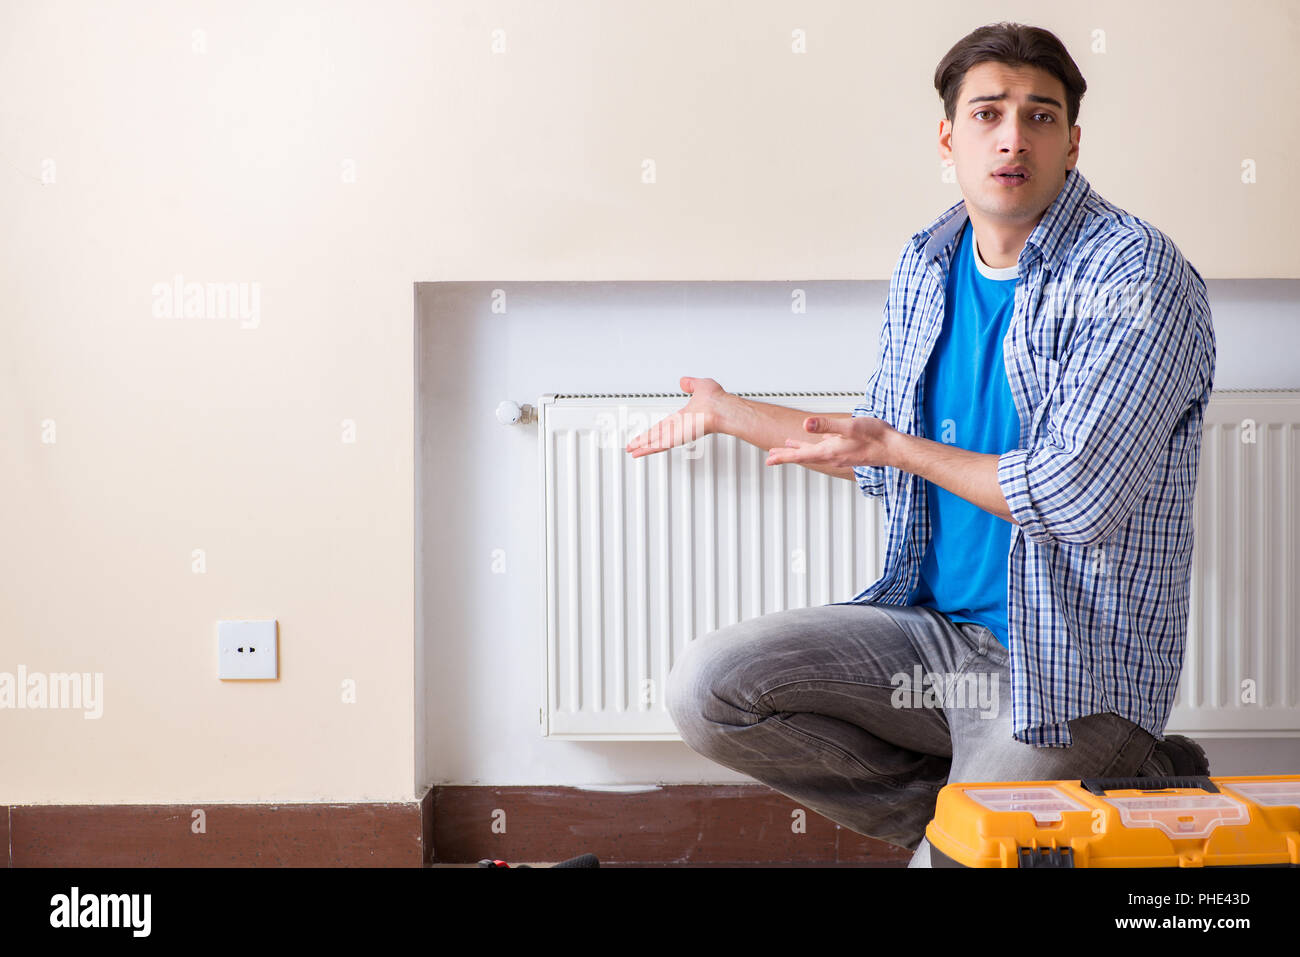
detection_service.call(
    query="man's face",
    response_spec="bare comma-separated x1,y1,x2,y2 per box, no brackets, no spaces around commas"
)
938,61,1080,227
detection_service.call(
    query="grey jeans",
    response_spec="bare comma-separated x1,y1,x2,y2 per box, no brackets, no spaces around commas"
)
664,602,1160,867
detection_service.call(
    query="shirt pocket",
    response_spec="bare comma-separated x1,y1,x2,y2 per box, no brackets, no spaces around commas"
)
1025,348,1063,434
1028,348,1060,397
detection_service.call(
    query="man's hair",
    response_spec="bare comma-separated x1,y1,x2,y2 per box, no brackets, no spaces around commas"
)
934,21,1087,129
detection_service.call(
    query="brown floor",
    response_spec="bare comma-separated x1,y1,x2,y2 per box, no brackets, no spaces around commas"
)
427,861,900,867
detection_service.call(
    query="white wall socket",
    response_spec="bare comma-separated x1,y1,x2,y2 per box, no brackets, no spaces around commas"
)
217,620,278,679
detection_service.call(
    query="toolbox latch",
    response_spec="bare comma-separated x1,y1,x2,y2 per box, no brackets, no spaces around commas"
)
1017,846,1075,868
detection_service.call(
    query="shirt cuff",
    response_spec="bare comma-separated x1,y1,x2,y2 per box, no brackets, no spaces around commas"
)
853,463,885,498
997,447,1049,544
1013,722,1073,747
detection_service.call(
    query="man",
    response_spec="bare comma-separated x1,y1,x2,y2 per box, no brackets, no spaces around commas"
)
625,22,1216,867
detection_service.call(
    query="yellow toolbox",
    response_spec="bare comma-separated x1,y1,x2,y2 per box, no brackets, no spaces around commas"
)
926,775,1300,867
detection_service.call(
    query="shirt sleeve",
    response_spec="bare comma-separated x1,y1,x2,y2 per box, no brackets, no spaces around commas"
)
852,299,893,499
996,235,1213,547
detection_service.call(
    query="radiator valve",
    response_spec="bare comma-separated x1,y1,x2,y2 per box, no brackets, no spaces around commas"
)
496,400,536,425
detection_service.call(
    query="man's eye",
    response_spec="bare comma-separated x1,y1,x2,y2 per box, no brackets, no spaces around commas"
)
974,110,993,120
1036,113,1054,122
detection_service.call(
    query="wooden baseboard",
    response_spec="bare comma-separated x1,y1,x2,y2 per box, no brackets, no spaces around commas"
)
431,785,910,866
4,795,432,867
3,786,913,867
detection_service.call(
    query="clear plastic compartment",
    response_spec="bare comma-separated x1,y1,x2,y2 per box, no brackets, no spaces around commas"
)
1221,781,1300,809
1101,793,1250,839
967,786,1090,825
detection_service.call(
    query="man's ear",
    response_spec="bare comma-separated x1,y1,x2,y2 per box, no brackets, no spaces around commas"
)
1066,124,1081,167
937,118,953,162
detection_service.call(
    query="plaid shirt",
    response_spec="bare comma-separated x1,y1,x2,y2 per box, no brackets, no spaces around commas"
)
846,167,1216,747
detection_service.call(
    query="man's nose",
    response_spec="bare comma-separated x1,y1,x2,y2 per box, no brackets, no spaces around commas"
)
999,117,1032,152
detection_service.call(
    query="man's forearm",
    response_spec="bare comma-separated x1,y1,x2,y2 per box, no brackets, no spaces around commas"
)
887,432,1017,524
720,395,856,481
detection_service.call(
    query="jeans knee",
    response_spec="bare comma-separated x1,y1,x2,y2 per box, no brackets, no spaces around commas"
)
664,643,703,734
665,639,735,753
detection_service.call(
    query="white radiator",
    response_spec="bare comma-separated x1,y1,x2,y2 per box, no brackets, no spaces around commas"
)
537,390,1300,741
1175,390,1300,738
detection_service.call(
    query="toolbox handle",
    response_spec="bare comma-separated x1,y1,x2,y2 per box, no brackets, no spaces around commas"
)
1080,775,1218,795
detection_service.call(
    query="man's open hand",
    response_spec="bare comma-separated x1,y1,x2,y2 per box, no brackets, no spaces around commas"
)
625,376,729,459
766,415,898,471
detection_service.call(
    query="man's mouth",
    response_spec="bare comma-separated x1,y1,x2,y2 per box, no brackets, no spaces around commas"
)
993,168,1029,187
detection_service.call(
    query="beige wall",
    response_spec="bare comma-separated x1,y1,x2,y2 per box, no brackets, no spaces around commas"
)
3,0,1295,805
2,1,434,803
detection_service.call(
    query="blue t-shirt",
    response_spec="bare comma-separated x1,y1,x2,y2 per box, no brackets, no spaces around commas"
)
906,219,1021,647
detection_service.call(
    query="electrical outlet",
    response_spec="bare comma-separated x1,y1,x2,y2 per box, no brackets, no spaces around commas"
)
217,620,278,679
